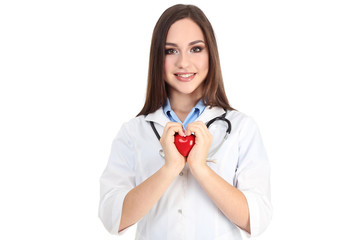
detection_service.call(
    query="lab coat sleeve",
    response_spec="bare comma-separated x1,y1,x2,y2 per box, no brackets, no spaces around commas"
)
234,116,272,237
98,123,136,235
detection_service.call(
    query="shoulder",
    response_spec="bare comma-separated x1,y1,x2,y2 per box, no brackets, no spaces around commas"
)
226,109,261,134
124,115,147,128
115,115,147,139
227,109,254,125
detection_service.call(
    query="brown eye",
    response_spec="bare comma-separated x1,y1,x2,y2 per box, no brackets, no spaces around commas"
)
165,49,178,55
190,46,203,53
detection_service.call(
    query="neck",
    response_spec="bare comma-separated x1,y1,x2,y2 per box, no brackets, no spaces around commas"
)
169,92,201,122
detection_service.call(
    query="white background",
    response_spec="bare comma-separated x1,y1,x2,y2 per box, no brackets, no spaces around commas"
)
1,0,359,239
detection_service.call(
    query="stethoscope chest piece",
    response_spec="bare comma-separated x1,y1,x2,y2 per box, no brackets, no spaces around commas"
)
159,149,165,158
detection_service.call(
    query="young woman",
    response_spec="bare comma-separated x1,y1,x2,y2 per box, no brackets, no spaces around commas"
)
99,4,272,239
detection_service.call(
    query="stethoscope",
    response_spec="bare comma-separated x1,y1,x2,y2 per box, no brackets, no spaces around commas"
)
150,110,231,162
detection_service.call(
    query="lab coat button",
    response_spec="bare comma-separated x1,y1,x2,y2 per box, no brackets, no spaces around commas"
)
178,209,182,214
179,172,183,176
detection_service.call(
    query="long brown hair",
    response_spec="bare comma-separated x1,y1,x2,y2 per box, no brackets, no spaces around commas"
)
137,4,234,116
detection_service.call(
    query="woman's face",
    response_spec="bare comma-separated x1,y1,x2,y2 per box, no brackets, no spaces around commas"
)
164,18,209,98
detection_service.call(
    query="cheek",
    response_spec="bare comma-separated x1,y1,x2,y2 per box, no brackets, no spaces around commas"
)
195,54,209,73
164,56,176,75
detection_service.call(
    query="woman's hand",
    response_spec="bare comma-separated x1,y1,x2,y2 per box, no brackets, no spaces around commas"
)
160,122,186,174
185,121,213,173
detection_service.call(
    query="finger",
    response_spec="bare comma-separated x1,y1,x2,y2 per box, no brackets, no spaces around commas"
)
170,123,186,137
161,124,184,148
186,121,207,136
187,123,213,145
163,122,185,138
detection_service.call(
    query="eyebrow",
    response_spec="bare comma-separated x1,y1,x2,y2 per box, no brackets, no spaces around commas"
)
165,40,205,47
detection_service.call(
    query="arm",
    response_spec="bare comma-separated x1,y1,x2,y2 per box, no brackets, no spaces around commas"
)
187,119,272,236
119,165,179,231
190,164,250,233
118,122,186,232
186,121,250,234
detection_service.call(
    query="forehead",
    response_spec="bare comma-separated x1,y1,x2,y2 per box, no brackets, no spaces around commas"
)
166,18,205,43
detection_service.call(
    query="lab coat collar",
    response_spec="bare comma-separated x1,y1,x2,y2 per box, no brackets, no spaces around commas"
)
144,107,170,127
144,106,226,127
197,106,226,123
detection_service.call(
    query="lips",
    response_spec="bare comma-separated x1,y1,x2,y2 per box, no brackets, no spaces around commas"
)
175,73,194,77
174,72,196,82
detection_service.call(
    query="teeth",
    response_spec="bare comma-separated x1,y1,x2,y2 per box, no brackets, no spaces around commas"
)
177,73,194,78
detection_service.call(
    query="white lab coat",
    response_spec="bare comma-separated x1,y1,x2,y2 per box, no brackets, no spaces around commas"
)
99,106,272,239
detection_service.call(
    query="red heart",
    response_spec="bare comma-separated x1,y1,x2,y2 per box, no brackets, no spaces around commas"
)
174,133,195,157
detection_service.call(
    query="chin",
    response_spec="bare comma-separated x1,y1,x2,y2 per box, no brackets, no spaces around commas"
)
166,79,203,96
175,85,202,96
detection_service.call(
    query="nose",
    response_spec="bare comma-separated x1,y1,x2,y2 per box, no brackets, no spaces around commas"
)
176,52,190,69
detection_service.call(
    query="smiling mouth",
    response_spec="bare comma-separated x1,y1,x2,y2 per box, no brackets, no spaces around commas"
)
175,73,196,78
174,73,196,82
